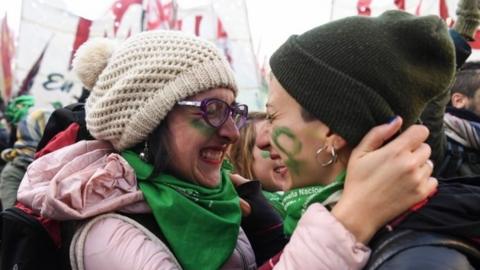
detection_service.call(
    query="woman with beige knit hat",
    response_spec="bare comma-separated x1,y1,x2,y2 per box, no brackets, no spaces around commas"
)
257,3,480,270
12,28,453,270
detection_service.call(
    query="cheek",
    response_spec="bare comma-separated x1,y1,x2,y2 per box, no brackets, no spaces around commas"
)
190,119,216,137
271,127,301,154
271,126,304,175
167,125,207,173
252,149,273,175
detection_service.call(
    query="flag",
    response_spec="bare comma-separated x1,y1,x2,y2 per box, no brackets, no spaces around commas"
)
0,14,15,102
17,39,50,96
357,0,372,16
15,0,144,108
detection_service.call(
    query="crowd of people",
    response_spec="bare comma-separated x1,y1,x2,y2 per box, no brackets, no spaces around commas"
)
0,0,480,269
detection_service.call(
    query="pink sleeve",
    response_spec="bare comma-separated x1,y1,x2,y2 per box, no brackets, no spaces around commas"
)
274,204,370,270
75,215,181,270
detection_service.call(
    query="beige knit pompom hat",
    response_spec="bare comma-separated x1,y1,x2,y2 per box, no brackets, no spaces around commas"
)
73,30,237,151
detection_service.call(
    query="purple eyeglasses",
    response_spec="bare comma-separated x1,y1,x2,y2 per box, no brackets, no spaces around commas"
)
177,98,248,129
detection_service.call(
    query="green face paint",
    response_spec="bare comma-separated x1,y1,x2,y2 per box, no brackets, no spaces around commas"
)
272,126,303,175
190,119,215,137
260,151,270,159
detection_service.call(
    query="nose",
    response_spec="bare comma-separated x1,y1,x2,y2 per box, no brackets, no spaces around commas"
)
256,121,284,161
217,116,239,143
255,121,271,151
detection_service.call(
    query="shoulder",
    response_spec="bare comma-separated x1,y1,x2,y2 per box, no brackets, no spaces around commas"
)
71,213,181,270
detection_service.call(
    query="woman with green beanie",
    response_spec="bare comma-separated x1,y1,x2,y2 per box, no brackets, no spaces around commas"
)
258,7,480,270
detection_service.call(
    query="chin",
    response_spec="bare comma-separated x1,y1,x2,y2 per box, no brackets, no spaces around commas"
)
198,175,221,188
283,181,294,191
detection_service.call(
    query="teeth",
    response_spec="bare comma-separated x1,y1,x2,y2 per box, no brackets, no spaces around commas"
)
201,150,223,161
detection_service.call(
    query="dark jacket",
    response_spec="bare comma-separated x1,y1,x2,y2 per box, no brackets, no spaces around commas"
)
365,176,480,269
421,30,480,178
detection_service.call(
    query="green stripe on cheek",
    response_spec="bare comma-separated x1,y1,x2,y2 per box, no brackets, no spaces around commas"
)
260,150,270,159
272,126,303,175
190,119,215,136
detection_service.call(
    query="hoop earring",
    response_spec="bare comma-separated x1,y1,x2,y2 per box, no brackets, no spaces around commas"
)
139,141,149,162
316,145,337,167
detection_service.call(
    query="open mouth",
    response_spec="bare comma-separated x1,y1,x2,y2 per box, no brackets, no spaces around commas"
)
200,147,225,165
273,165,288,176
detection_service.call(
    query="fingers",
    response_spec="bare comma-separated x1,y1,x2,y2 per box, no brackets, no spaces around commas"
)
230,174,252,216
397,142,434,195
423,177,438,197
353,116,403,156
239,198,251,217
384,124,429,153
411,143,432,167
229,173,250,187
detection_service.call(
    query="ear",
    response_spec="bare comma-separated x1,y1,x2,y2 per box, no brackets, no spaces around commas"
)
325,132,348,151
451,93,469,109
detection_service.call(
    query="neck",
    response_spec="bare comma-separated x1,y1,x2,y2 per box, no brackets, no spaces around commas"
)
320,149,350,185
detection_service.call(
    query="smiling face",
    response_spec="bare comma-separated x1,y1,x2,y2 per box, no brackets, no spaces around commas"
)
256,75,348,190
164,88,239,188
251,120,289,191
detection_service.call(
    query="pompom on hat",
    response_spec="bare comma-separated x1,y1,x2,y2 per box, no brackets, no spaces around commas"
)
73,30,237,151
270,10,456,147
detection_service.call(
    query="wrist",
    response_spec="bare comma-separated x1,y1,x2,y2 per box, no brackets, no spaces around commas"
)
331,200,378,244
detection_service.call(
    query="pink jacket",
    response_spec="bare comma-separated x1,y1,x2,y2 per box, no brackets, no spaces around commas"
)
68,204,370,270
17,140,149,219
274,204,370,269
17,140,370,269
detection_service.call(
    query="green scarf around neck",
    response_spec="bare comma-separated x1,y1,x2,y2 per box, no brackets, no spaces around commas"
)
262,191,286,218
283,170,346,235
122,151,241,270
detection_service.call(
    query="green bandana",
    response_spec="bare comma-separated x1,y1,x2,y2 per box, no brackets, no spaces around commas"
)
262,191,286,219
283,170,346,235
122,151,241,270
5,95,35,125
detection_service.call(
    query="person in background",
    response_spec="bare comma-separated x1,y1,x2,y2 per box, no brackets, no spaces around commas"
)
432,63,480,177
420,0,480,179
228,111,287,217
449,62,480,116
0,95,48,209
0,108,51,209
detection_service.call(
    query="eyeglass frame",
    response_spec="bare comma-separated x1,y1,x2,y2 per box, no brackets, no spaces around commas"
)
177,98,248,129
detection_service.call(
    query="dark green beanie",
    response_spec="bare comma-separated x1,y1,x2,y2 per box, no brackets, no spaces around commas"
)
270,10,456,147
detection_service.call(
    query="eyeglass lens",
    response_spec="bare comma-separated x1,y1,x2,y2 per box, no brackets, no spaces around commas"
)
204,99,247,128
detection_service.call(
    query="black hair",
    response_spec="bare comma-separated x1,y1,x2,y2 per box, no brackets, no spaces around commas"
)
451,69,480,98
132,122,171,175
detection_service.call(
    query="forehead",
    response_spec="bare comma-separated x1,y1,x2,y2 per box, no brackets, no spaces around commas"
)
267,76,295,109
189,87,235,102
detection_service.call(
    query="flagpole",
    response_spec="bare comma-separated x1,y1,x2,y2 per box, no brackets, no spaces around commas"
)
330,0,335,21
241,0,262,91
140,0,147,31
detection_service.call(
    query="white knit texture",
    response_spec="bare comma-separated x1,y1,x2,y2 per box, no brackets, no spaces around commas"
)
79,30,237,151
